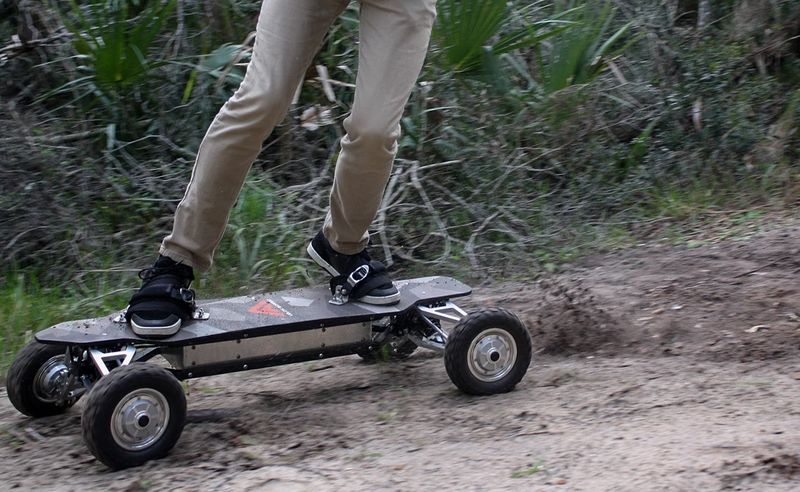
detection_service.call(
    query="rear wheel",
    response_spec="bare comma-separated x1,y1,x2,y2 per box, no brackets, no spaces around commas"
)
82,364,186,469
444,308,532,395
6,340,74,417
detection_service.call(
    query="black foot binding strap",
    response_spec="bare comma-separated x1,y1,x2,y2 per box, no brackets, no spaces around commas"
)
126,280,196,338
329,260,400,306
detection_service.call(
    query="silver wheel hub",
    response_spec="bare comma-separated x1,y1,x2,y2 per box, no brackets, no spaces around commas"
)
33,356,69,403
111,389,170,451
468,328,517,382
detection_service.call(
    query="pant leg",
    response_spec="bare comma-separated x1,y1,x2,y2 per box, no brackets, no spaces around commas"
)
162,0,349,270
323,0,437,254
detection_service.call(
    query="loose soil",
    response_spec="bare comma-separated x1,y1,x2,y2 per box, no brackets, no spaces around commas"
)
2,221,800,491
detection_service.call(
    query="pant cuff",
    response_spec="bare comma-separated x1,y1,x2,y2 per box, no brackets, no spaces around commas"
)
159,245,209,272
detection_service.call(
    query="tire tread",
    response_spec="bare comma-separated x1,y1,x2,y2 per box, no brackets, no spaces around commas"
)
6,341,71,417
81,364,186,469
444,308,532,395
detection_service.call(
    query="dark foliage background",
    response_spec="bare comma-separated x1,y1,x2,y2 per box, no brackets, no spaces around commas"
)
1,0,799,364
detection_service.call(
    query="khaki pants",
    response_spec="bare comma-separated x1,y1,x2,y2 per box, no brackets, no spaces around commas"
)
160,0,437,271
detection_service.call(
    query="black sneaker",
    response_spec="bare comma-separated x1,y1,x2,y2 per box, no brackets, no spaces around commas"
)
126,255,195,338
306,231,400,305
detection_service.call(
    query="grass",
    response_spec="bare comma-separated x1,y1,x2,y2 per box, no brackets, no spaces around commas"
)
352,449,383,461
510,464,544,478
0,194,343,375
199,183,310,297
0,427,25,450
0,273,130,372
376,410,398,423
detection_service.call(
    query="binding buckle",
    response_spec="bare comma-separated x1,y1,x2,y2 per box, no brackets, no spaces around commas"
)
179,288,195,304
329,265,372,306
347,264,370,287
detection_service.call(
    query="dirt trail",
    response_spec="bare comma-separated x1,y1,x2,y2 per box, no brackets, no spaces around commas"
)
2,221,800,491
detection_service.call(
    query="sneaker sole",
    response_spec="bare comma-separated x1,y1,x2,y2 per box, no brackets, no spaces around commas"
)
306,242,400,305
359,292,401,305
130,317,182,338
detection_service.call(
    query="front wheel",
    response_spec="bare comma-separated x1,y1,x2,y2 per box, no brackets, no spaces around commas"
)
81,364,186,469
444,308,532,395
6,340,74,417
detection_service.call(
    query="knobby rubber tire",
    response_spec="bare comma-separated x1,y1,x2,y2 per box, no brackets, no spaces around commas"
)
6,340,72,417
444,308,532,395
81,364,186,470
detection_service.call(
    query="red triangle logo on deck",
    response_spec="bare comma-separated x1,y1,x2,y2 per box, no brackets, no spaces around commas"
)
248,300,287,317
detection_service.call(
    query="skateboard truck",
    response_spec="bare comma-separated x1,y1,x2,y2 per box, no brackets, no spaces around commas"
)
405,302,465,352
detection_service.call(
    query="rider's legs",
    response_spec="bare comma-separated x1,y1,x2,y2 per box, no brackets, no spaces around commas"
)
307,0,437,304
161,0,349,271
322,0,438,254
132,0,437,334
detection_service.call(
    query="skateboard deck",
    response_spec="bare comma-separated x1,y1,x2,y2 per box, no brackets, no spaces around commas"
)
36,276,471,347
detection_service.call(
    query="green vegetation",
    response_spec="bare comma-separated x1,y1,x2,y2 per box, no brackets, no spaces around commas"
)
1,0,799,368
0,274,128,370
48,0,177,120
511,464,544,478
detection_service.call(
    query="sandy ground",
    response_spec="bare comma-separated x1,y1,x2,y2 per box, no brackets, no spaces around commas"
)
1,221,800,491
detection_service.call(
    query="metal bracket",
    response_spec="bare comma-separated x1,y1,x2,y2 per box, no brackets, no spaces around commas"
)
192,306,210,320
329,285,348,306
407,332,446,354
112,308,128,324
417,301,467,324
89,345,136,376
132,347,162,363
407,301,469,354
416,301,467,342
369,317,393,344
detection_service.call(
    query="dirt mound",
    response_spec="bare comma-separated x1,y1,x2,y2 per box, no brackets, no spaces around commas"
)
518,278,625,355
719,452,800,489
471,221,800,362
542,221,800,362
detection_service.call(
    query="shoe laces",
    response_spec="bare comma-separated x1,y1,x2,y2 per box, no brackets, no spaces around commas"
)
138,263,192,283
138,266,170,282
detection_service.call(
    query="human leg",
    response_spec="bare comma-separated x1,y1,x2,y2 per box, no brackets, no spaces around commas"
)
130,0,348,336
309,0,437,305
322,0,437,255
161,0,349,271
